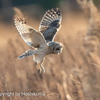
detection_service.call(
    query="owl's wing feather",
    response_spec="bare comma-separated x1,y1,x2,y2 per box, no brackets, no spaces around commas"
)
39,8,62,42
14,17,47,48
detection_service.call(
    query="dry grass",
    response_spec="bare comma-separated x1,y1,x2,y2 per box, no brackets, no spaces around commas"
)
0,1,100,100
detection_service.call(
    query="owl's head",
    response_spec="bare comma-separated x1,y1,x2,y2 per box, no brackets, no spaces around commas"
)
48,42,63,54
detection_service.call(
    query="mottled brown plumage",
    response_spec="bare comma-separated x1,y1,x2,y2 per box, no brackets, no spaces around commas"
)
14,8,63,73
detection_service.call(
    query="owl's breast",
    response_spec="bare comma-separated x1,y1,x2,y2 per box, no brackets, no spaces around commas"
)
33,54,42,63
33,47,48,63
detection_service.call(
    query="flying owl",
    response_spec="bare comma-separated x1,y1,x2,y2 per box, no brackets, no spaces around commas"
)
14,8,63,73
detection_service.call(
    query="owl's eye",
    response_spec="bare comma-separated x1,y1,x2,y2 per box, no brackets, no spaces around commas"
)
56,48,60,50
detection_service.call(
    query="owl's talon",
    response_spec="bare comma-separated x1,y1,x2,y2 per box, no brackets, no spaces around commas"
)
37,69,41,74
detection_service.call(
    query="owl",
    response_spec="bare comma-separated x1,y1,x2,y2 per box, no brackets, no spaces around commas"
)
14,8,63,73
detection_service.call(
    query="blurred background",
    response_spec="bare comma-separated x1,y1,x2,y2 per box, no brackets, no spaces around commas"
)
0,0,100,100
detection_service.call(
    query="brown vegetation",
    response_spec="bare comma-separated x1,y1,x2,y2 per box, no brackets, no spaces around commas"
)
0,1,100,100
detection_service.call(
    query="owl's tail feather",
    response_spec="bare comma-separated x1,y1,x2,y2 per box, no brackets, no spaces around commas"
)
18,49,35,59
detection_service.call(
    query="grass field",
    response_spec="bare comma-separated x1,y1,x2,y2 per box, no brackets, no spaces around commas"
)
0,1,100,100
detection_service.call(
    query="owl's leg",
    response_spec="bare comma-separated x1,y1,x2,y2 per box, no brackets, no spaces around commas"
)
18,49,35,59
36,63,45,73
36,63,41,73
40,59,45,73
40,64,45,73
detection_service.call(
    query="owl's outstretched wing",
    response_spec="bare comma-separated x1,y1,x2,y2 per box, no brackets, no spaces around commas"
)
14,17,47,48
39,8,62,42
